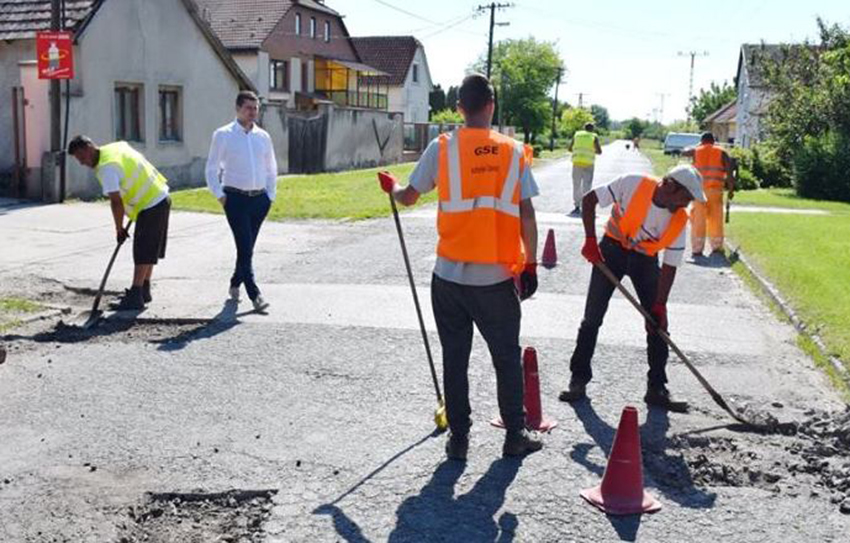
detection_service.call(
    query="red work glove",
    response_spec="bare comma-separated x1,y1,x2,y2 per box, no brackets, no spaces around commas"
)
378,170,397,194
645,302,668,335
519,263,538,301
581,236,604,264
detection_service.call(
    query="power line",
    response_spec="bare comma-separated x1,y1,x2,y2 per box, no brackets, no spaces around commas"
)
419,12,480,40
678,50,709,120
370,0,438,25
475,3,513,79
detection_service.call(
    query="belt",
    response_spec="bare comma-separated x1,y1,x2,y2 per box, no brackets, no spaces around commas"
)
224,186,266,197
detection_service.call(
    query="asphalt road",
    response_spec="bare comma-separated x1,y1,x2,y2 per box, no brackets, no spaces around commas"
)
1,142,848,542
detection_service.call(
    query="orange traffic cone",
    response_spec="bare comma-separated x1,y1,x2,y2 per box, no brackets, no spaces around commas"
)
541,229,557,269
580,406,662,515
491,347,557,432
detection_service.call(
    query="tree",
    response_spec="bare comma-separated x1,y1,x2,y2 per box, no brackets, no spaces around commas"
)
472,37,564,143
429,84,446,119
624,117,647,139
445,85,459,112
589,104,610,131
560,107,595,139
431,109,463,124
689,81,737,127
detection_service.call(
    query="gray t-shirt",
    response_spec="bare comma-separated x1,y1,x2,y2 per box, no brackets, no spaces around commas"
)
408,135,540,286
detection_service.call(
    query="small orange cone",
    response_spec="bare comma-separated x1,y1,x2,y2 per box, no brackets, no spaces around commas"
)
491,347,557,432
580,406,662,515
541,229,557,269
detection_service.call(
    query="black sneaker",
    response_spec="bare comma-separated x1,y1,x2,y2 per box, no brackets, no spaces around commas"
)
445,433,469,461
142,281,152,304
503,429,543,457
111,287,145,311
558,381,587,403
644,385,689,413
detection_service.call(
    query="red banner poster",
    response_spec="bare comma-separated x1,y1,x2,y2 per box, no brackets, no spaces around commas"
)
36,31,74,80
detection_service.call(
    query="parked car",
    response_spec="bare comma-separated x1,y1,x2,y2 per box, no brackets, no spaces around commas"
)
663,132,702,155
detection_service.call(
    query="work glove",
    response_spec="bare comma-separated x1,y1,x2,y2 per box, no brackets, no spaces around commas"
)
519,263,538,301
116,227,130,245
378,170,397,194
645,302,668,335
581,236,604,264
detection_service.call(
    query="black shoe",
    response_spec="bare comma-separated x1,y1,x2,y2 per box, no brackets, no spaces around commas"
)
503,429,543,457
644,385,689,413
111,287,145,311
558,381,587,403
445,433,469,461
142,281,152,304
569,206,581,216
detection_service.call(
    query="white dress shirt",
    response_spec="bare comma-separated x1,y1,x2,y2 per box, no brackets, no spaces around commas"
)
205,120,278,201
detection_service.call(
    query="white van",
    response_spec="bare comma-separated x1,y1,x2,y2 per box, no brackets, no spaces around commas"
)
663,133,702,155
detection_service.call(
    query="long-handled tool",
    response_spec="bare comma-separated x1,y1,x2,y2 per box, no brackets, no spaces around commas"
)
69,221,132,329
594,261,764,429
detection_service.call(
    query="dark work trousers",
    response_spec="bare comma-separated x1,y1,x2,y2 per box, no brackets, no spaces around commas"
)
569,236,669,387
223,188,271,301
431,275,524,435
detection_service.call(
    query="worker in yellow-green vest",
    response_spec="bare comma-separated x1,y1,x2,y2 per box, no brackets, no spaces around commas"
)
568,123,603,216
69,135,171,310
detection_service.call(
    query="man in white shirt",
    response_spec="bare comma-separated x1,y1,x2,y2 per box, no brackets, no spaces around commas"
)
205,90,277,311
559,165,706,412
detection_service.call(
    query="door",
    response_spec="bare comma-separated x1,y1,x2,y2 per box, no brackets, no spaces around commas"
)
288,114,327,174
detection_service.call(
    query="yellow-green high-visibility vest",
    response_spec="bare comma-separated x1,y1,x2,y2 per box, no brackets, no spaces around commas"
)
95,142,168,220
572,130,597,167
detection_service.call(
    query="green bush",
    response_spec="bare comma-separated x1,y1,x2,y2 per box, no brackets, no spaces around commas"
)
532,143,544,158
729,147,759,190
751,143,792,188
793,131,850,202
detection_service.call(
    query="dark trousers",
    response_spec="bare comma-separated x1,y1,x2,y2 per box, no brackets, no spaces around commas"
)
223,189,271,300
569,237,669,387
431,275,524,434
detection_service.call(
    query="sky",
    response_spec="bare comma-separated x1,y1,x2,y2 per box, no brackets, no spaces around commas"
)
333,0,850,124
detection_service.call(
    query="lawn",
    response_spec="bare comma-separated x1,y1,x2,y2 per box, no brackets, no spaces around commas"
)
732,188,850,214
0,297,43,332
171,163,433,221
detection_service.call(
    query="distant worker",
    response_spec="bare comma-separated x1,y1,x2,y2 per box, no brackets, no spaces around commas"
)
68,135,171,310
633,137,640,151
568,123,602,216
379,73,543,460
682,132,735,259
558,165,706,412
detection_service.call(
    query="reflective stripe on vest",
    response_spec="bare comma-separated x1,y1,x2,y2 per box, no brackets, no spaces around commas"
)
96,142,168,220
694,144,726,189
604,177,688,257
572,130,596,167
436,128,525,267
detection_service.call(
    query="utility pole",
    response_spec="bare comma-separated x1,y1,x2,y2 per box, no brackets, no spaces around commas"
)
49,0,66,202
477,3,512,79
549,67,562,151
678,50,708,120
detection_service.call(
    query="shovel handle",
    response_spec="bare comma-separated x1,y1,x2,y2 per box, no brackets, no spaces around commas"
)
91,220,132,313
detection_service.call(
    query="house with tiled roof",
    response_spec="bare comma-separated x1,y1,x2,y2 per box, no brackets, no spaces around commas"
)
351,36,433,123
703,100,737,145
0,0,255,199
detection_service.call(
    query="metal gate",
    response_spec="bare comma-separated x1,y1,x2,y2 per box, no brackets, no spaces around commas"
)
10,86,28,197
288,114,327,174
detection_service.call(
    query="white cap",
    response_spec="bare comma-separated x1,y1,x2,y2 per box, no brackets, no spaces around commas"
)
667,165,706,203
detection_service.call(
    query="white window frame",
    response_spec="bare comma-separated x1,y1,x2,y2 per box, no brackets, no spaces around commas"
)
310,17,316,39
295,13,301,36
324,20,330,43
412,63,419,84
158,85,182,143
114,83,144,142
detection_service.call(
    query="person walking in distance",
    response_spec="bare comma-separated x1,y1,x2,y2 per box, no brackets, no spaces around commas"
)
378,74,544,460
568,123,603,216
206,90,277,311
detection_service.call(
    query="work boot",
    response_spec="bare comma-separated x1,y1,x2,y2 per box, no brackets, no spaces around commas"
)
569,206,581,217
503,429,543,457
111,287,145,311
142,281,152,304
558,381,587,403
644,384,689,413
445,432,469,461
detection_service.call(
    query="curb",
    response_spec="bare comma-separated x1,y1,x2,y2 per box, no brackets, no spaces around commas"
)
727,241,849,384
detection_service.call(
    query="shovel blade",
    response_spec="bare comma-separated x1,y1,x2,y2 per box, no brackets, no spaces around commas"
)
66,309,102,329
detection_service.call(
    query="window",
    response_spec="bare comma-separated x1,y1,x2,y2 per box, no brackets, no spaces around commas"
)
310,17,316,39
324,20,330,43
412,63,419,83
301,62,309,92
270,59,289,91
114,83,143,142
158,86,182,142
295,13,301,35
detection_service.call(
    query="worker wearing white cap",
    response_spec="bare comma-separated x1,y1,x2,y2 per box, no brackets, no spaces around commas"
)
559,165,705,412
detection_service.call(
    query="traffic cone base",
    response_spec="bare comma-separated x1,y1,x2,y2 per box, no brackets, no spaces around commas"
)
489,415,558,432
580,484,661,516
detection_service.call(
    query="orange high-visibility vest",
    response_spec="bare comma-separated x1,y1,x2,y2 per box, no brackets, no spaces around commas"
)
604,177,688,257
436,128,527,267
694,144,727,190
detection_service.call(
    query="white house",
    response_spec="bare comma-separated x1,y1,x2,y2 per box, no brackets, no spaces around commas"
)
351,36,434,123
0,0,255,200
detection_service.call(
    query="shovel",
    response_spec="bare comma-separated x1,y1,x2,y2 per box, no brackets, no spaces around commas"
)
69,221,132,329
594,261,770,430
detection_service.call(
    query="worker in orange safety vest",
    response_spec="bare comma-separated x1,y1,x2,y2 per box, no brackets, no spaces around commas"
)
558,165,706,412
378,74,543,461
682,132,735,259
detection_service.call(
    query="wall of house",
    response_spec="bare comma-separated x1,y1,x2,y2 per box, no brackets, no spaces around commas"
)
0,40,35,178
324,106,403,171
61,0,247,198
735,64,770,149
233,51,270,98
403,47,432,124
262,6,358,63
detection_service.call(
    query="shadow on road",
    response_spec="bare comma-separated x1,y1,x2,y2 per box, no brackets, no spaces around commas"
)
151,300,250,352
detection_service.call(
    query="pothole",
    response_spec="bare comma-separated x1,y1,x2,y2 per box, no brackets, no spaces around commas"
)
117,489,277,543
